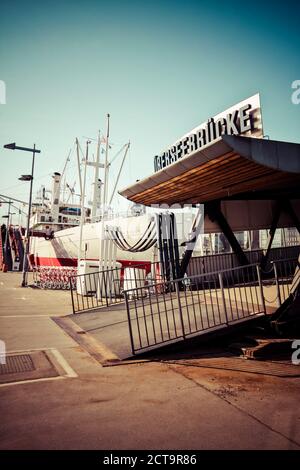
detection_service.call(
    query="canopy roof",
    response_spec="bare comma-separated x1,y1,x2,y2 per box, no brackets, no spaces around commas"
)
120,135,300,206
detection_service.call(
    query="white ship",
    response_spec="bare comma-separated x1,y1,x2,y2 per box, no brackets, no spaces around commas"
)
28,121,191,272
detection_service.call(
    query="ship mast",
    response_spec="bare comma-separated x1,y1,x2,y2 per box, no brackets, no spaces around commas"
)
77,139,90,262
61,147,72,204
91,131,101,219
103,113,110,207
109,142,130,205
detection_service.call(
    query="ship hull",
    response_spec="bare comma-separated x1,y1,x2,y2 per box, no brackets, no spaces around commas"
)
29,214,159,267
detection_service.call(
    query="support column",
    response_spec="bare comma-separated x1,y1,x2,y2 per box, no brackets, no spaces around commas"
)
282,200,300,235
206,201,249,266
260,200,282,271
180,206,204,277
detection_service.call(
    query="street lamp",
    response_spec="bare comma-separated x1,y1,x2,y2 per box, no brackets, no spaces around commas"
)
19,175,33,181
3,143,41,287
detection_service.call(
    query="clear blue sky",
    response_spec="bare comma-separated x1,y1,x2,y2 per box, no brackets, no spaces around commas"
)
0,0,299,221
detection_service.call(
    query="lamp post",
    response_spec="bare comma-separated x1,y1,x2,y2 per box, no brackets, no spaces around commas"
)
3,143,41,286
9,213,16,225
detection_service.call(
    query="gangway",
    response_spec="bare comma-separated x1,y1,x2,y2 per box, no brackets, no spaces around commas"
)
14,228,24,270
0,226,25,272
8,226,24,271
65,256,298,359
1,225,13,271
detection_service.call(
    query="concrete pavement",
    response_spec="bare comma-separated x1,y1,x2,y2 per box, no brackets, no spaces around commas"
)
0,272,299,450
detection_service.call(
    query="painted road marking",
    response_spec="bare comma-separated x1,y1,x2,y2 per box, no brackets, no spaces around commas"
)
0,376,65,388
50,348,78,378
0,315,61,318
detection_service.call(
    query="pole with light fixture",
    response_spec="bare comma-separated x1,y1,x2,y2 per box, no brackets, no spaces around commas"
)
3,143,41,286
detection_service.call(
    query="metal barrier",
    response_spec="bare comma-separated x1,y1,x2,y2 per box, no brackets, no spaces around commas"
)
33,266,77,290
70,261,165,314
124,257,299,355
270,258,299,306
187,245,300,280
69,251,299,315
124,264,267,355
67,252,298,355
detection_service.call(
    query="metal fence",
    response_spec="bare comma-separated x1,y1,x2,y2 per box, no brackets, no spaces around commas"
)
124,257,299,355
67,251,298,354
124,264,268,355
187,245,299,280
33,266,77,290
70,261,165,314
269,257,299,307
69,250,299,315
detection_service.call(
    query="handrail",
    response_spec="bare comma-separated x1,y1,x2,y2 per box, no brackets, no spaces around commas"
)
123,263,260,294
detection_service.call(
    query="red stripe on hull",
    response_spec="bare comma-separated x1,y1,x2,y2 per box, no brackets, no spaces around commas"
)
34,257,77,267
33,257,151,271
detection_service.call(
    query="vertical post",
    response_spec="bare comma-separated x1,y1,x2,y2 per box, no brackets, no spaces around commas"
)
103,271,109,307
218,272,229,325
256,264,266,314
273,262,282,307
260,200,282,271
103,113,110,206
92,131,101,219
78,141,89,264
180,205,204,277
125,291,135,355
70,277,76,314
22,145,36,287
75,138,83,200
175,281,186,339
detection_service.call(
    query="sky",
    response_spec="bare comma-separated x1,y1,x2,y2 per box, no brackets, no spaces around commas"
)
0,0,300,223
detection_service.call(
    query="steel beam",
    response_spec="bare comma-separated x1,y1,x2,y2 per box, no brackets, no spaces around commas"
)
180,206,204,277
260,200,282,271
206,202,249,266
282,200,300,235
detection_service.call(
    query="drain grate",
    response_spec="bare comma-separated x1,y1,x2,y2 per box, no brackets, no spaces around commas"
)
0,354,35,375
0,350,60,385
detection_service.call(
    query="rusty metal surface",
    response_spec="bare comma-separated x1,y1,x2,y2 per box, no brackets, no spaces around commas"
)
162,356,300,378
